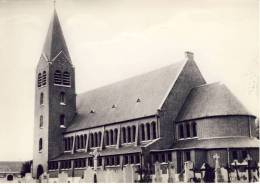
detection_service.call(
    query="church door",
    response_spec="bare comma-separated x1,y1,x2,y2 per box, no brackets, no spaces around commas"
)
36,165,44,179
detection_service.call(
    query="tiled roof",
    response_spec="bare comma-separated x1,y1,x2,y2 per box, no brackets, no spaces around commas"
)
165,137,259,150
66,60,186,132
0,161,23,173
176,83,254,122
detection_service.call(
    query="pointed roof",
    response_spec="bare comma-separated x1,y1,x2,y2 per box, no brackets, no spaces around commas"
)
176,83,254,122
42,9,71,62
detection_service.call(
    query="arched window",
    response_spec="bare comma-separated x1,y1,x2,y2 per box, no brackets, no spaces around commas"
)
105,131,109,146
114,129,118,144
94,132,98,147
146,123,150,140
122,127,126,143
110,130,114,145
60,92,65,104
80,135,84,149
89,133,94,147
186,124,190,137
179,124,184,139
98,132,102,147
38,73,42,87
192,122,197,137
42,71,47,86
76,136,79,149
132,126,136,142
40,93,44,105
140,124,145,141
40,115,43,128
60,114,65,127
39,138,43,151
127,127,131,143
63,71,71,86
54,70,62,85
151,122,156,139
84,134,87,148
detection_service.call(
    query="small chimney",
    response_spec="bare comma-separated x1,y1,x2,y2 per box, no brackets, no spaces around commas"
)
185,51,194,60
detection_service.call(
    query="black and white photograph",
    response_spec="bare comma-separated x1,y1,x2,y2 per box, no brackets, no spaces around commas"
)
0,0,259,183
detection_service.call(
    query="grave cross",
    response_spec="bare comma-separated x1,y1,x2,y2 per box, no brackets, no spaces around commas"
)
213,153,224,183
245,154,254,182
90,148,100,171
213,154,220,168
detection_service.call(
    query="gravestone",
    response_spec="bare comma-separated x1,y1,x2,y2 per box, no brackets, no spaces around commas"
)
213,153,224,182
24,173,34,183
58,171,68,183
123,164,132,182
40,172,49,183
154,162,162,183
184,161,193,182
167,162,176,183
131,165,138,182
83,167,95,182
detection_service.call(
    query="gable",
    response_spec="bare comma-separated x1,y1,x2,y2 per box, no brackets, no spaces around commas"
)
66,60,187,132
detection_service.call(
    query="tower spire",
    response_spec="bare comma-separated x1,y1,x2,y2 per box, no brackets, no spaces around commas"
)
42,6,71,62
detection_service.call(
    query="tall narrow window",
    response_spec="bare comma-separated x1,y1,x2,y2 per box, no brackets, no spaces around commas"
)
40,93,44,105
146,123,150,140
186,124,190,137
38,73,42,87
63,71,71,86
151,122,157,139
114,129,118,144
54,70,62,85
140,124,145,141
232,151,238,160
122,127,126,143
80,135,84,149
179,124,184,139
90,133,94,147
110,130,114,145
60,114,65,127
127,126,131,143
39,138,43,152
42,71,47,86
185,151,191,161
94,132,98,147
192,122,197,137
40,115,43,128
132,126,136,142
60,92,65,104
105,131,109,146
98,132,102,147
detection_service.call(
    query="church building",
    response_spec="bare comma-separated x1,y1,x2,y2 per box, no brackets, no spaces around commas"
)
32,9,259,179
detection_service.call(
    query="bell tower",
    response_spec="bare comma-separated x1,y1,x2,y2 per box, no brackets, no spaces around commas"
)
32,9,76,178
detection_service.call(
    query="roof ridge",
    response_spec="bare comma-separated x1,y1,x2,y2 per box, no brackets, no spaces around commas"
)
191,81,222,89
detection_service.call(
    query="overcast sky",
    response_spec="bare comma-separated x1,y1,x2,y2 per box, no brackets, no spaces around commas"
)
0,0,258,161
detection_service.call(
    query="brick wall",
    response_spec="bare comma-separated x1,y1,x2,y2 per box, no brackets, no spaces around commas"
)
157,59,206,149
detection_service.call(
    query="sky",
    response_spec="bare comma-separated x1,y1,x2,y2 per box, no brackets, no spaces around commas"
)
0,0,258,161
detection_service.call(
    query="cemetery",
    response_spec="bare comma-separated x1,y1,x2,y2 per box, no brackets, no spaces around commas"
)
17,153,259,183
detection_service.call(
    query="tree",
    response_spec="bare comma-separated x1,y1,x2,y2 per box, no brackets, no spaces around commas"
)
20,160,32,177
